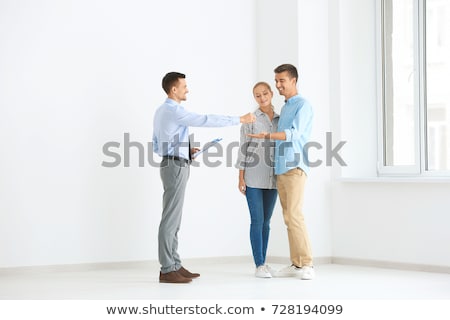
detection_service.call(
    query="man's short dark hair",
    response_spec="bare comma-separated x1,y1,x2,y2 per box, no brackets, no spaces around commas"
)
274,64,298,83
162,72,186,94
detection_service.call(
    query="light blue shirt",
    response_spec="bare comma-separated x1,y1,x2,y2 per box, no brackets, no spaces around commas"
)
153,98,240,160
275,94,313,175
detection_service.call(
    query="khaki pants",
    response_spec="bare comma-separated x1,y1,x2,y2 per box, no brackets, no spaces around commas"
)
277,168,313,267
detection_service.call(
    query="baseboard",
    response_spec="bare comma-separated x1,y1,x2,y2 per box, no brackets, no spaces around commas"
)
0,260,159,275
1,255,449,275
332,257,450,274
0,256,254,275
0,256,327,275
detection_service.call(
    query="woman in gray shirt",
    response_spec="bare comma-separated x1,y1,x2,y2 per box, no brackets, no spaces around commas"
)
237,82,279,278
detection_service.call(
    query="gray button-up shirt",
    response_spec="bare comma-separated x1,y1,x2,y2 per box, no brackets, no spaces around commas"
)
237,108,279,189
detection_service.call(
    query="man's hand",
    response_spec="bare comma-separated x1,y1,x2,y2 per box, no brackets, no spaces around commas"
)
240,112,256,124
191,147,201,159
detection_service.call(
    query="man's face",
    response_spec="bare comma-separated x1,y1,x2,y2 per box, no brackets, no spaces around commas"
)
275,71,296,98
173,78,189,102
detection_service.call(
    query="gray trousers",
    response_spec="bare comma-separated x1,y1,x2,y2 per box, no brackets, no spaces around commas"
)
158,158,190,274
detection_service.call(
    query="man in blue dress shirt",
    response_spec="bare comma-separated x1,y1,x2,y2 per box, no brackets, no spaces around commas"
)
248,64,315,280
153,72,255,283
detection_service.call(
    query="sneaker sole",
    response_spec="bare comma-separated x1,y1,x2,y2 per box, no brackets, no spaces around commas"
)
274,272,302,278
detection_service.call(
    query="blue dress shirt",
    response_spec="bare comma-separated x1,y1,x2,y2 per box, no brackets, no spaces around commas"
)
153,98,240,160
275,94,313,175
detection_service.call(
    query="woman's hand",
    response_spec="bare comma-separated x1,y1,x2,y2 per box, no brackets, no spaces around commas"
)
238,178,246,195
247,132,269,139
190,147,201,159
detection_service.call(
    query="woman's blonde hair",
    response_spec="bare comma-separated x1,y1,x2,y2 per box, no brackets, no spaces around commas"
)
253,81,272,92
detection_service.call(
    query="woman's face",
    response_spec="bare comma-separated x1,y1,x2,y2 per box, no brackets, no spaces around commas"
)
253,84,273,108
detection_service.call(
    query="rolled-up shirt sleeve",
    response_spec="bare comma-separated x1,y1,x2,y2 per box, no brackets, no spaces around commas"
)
283,102,313,142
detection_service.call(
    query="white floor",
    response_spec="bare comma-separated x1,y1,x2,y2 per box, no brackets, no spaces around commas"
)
1,259,450,300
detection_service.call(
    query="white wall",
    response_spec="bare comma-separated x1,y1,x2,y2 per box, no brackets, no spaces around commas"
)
255,0,299,109
331,0,450,268
337,0,378,178
4,0,444,271
332,181,450,267
0,0,335,269
0,0,258,268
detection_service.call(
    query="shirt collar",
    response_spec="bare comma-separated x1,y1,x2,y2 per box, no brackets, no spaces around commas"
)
165,98,179,106
285,94,301,104
254,108,279,119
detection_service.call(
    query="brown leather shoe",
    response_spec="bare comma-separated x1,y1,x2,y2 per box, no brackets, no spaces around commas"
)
178,266,200,278
159,271,192,284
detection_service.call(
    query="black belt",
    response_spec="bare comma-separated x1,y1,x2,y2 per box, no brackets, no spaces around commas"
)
162,155,190,164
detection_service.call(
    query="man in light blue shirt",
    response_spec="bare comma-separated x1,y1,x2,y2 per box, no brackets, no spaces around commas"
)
248,64,315,280
153,72,255,284
274,94,313,176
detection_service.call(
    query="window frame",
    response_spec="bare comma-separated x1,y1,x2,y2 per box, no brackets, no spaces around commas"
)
376,0,450,177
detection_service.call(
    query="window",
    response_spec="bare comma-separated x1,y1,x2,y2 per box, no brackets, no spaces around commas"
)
378,0,450,176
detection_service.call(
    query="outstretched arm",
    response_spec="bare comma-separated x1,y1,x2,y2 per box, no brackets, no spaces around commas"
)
240,112,256,124
247,131,286,140
176,108,255,127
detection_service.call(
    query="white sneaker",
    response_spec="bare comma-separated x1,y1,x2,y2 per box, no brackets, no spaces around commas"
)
255,265,272,278
301,266,315,280
264,264,277,277
275,264,303,277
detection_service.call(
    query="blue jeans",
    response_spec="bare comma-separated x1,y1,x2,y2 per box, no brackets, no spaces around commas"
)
245,186,278,267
